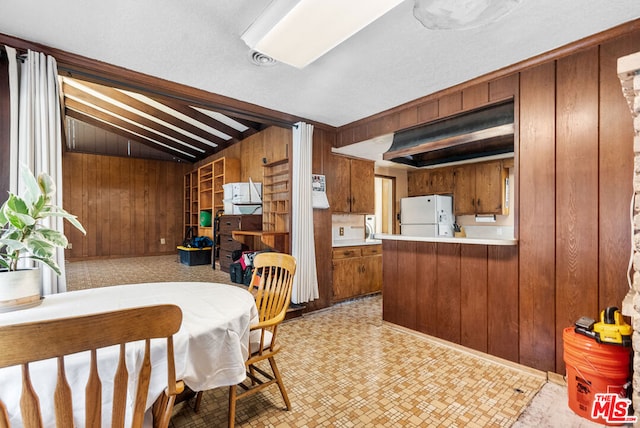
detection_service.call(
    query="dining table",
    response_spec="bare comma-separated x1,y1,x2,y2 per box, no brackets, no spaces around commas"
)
0,281,258,427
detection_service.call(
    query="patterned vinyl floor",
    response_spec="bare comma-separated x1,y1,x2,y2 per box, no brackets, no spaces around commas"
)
65,255,587,428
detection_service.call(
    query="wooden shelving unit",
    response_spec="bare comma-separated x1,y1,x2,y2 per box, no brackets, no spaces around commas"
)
189,157,239,239
197,162,214,239
183,170,199,238
262,158,290,233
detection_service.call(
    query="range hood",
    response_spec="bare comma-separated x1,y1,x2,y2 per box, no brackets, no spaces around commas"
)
383,100,514,168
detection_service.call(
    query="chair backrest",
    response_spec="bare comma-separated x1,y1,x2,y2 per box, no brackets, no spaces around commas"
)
0,304,182,428
251,253,297,325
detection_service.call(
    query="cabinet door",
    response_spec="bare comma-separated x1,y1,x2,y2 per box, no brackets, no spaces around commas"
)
475,161,505,214
408,170,431,196
330,155,352,213
360,254,382,294
430,167,454,194
349,158,375,213
453,166,476,215
332,258,359,301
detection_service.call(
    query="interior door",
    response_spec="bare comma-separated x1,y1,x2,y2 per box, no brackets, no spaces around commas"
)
375,175,396,234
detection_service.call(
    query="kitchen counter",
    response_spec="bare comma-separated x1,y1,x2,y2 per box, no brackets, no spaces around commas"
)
381,231,519,364
373,233,517,246
332,239,382,247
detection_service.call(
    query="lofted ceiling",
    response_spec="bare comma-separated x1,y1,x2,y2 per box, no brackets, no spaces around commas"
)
1,1,640,163
60,76,265,162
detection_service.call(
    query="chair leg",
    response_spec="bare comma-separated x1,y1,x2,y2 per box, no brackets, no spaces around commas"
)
268,357,291,410
228,384,237,428
249,364,258,385
194,391,202,413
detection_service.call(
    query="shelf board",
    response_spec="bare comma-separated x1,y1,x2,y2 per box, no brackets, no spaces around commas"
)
262,158,289,167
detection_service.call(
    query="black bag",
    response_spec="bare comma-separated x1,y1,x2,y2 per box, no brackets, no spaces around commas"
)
231,250,243,262
182,226,196,247
229,262,244,284
243,266,254,286
193,236,213,248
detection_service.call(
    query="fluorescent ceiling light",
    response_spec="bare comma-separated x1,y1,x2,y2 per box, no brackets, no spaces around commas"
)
242,0,404,69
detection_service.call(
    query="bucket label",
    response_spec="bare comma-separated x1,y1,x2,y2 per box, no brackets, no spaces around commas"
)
591,393,637,424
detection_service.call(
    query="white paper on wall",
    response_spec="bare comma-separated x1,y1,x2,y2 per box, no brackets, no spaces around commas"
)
312,174,329,209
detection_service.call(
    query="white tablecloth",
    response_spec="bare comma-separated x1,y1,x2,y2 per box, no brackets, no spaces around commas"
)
0,282,258,427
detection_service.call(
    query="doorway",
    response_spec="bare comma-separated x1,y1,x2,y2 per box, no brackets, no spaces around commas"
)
375,175,395,234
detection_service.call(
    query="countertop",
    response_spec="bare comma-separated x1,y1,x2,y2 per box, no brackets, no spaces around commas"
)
373,233,517,246
332,239,382,248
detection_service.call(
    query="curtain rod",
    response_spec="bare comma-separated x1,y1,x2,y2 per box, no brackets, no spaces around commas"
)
1,45,29,63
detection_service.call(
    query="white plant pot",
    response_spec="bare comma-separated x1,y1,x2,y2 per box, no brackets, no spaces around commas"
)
0,268,42,312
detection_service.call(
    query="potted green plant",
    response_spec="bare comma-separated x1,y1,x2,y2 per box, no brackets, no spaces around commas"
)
0,165,86,312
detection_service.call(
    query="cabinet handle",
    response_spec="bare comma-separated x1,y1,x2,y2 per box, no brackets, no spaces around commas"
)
471,198,475,207
477,198,481,208
361,265,365,273
351,197,356,206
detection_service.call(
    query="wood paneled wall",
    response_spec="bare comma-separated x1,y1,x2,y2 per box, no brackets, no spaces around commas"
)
195,126,291,178
309,128,336,311
383,240,520,362
518,61,557,372
62,153,188,259
192,125,336,311
351,25,640,373
519,33,638,373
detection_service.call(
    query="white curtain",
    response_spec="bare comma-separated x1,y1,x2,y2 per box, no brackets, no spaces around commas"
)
6,46,66,295
291,122,319,304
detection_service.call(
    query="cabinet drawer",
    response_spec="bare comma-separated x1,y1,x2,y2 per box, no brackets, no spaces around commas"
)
332,247,362,259
219,234,243,251
361,245,382,256
218,248,235,272
219,216,242,234
219,215,262,234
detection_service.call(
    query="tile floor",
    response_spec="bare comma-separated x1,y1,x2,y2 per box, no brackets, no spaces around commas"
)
65,255,600,427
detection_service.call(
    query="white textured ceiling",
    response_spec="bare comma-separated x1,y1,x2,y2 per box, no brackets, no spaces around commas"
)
2,1,640,128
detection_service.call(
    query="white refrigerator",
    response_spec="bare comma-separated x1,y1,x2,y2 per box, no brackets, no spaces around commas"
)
400,195,454,237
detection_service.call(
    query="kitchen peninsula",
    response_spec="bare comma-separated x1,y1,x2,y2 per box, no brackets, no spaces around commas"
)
377,233,519,364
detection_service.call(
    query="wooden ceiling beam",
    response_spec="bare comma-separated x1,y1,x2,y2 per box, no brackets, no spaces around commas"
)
76,79,230,147
64,98,202,159
65,109,194,162
155,98,247,140
63,83,216,155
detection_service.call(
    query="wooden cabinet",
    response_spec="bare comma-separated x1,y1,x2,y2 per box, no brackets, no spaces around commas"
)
330,156,375,213
407,167,454,197
453,160,508,216
431,167,455,194
217,214,262,272
197,157,240,238
332,244,382,302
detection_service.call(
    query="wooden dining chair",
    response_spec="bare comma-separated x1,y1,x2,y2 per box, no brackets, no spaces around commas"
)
0,304,183,428
195,252,296,428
